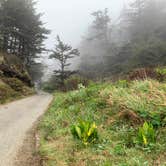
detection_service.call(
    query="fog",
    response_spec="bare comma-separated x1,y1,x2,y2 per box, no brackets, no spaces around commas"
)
37,0,125,48
36,0,127,79
0,0,165,88
35,0,166,82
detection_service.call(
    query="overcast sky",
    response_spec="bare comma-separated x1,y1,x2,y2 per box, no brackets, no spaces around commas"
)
36,0,126,48
36,0,127,79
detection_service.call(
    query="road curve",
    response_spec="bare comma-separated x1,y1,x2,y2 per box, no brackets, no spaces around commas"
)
0,93,53,166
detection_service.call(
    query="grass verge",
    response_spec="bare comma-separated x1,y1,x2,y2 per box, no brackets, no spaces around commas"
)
39,79,166,166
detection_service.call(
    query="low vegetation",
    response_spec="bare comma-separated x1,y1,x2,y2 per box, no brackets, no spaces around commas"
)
0,77,34,104
137,122,156,147
71,120,98,145
39,79,166,165
42,75,90,92
0,52,34,104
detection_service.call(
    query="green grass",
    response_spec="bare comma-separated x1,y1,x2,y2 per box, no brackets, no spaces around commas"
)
39,80,166,166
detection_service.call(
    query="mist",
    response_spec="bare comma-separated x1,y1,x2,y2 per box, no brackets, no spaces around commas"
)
36,0,126,79
1,0,166,163
36,0,125,48
35,0,166,82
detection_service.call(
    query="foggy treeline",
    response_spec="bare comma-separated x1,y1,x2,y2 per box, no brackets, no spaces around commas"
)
78,0,166,79
1,0,166,89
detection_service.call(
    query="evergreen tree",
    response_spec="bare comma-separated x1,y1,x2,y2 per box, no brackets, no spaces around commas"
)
50,36,80,88
108,0,166,73
79,9,111,78
0,0,49,66
91,8,110,43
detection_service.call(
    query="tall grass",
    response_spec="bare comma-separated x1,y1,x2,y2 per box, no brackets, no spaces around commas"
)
39,79,166,165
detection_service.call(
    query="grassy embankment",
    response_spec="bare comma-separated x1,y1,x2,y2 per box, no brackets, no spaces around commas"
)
39,79,166,166
0,52,34,104
0,78,34,104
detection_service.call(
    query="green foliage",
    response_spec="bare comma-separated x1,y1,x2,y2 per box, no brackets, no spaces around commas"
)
50,36,80,89
42,82,56,93
156,67,166,82
113,144,126,156
130,39,166,68
116,80,129,88
156,68,166,75
64,75,89,91
4,78,24,92
39,80,166,165
0,0,49,65
0,77,34,103
0,83,18,103
79,0,166,77
71,120,98,145
137,122,156,146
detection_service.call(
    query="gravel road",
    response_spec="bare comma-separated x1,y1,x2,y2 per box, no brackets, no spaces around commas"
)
0,93,53,166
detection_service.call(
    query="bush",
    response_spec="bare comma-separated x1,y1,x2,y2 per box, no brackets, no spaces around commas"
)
64,75,90,91
156,67,166,75
156,67,166,81
128,68,157,81
42,82,56,93
0,84,18,103
128,67,166,82
0,78,34,103
3,77,24,92
71,120,98,145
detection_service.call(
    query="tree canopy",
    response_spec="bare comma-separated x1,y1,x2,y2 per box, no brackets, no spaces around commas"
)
50,36,80,87
79,0,166,77
0,0,50,66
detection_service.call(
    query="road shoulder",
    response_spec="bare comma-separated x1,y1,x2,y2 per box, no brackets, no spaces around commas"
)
14,121,42,166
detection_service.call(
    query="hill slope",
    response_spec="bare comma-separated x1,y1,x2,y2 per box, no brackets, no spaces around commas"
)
0,52,34,104
39,79,166,165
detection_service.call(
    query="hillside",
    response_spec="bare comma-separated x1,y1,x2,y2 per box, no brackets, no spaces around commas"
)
39,79,166,165
0,52,34,104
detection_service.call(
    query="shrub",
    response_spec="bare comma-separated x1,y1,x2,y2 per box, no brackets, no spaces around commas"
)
129,68,157,81
0,84,18,103
156,67,166,81
3,77,24,92
156,67,166,76
42,82,56,93
128,67,166,82
137,122,156,146
71,120,98,145
64,75,90,91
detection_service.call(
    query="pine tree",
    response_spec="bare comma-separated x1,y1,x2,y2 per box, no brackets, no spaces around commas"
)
0,0,49,66
50,36,80,88
90,8,110,43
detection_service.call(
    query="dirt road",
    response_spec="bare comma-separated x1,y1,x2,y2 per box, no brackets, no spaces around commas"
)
0,93,53,166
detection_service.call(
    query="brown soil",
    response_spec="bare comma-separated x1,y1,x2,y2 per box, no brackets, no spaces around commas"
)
14,122,42,166
117,110,142,125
